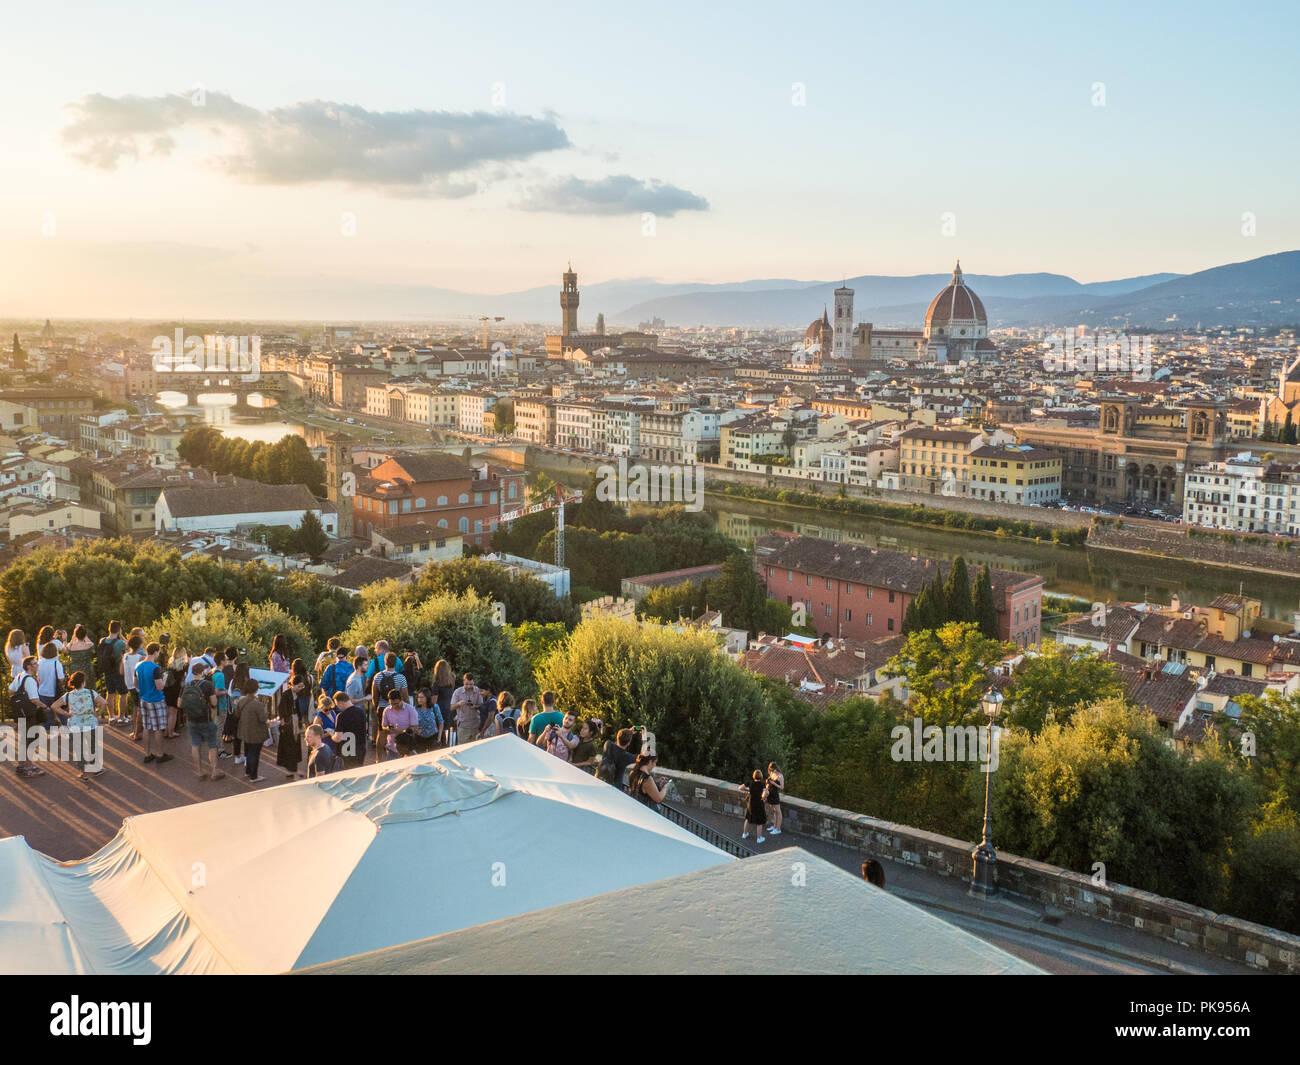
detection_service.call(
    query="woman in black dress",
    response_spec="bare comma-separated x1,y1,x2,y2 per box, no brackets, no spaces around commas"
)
765,762,784,836
275,683,302,779
740,769,767,844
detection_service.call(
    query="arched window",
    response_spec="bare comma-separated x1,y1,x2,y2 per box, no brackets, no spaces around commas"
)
415,497,426,508
458,493,469,504
437,495,447,506
437,518,448,529
459,517,470,533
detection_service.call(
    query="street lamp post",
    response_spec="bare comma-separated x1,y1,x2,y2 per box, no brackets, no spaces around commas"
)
970,687,1003,898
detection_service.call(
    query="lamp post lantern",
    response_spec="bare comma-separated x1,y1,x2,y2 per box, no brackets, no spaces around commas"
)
971,687,1003,898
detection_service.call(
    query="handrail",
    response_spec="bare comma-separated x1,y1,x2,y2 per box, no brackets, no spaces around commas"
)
657,801,756,859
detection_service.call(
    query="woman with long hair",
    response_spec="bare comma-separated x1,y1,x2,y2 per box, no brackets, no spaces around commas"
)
35,626,56,652
122,634,145,741
765,762,785,836
740,770,767,844
66,625,95,691
412,687,441,752
289,658,311,726
5,629,28,682
269,634,290,675
433,659,455,743
163,645,189,740
276,678,303,779
626,752,669,810
516,697,537,743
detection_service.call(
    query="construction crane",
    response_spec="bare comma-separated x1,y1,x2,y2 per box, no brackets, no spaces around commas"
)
490,483,581,569
439,314,505,350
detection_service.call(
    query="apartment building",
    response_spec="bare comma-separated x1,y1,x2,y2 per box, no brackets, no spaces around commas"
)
967,445,1062,504
755,533,1045,650
898,426,985,494
351,451,525,548
515,397,556,445
1182,451,1300,534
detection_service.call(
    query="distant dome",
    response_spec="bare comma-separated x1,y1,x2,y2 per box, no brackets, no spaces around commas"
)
925,261,987,334
804,308,833,352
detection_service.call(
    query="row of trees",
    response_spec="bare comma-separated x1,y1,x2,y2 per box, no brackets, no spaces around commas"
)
178,425,326,495
900,556,999,638
0,539,359,647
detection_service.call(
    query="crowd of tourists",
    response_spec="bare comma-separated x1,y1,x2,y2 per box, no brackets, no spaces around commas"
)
3,625,666,804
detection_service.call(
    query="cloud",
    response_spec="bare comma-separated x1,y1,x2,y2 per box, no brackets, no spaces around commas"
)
518,174,709,216
60,91,570,195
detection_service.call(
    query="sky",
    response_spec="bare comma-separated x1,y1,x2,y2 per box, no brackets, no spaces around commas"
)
1,0,1297,318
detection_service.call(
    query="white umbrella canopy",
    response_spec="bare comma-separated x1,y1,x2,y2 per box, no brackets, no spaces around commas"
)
0,736,732,974
307,848,1047,975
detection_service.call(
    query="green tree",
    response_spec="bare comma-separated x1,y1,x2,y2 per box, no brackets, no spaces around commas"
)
510,621,570,677
529,471,557,505
995,698,1251,908
973,564,999,638
1005,641,1126,734
885,622,1012,728
291,511,331,564
943,556,973,624
146,599,314,668
538,617,790,781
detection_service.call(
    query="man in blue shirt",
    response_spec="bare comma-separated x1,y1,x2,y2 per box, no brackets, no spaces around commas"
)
321,648,351,699
135,643,172,766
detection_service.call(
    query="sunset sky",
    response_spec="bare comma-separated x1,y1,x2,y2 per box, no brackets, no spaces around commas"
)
2,0,1297,318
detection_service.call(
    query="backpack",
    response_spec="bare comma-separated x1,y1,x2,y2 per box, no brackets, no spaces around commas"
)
181,681,210,724
9,675,40,721
374,669,399,704
95,637,118,679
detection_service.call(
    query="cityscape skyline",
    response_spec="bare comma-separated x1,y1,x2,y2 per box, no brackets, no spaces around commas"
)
3,0,1299,317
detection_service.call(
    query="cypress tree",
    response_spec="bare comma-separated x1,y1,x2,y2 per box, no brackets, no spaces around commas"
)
974,564,999,639
943,556,973,624
928,573,948,626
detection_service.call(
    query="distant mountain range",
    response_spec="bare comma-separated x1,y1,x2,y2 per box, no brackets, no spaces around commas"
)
423,251,1300,330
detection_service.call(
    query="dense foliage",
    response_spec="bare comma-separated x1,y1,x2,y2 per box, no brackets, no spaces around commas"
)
178,425,325,494
538,617,790,781
0,539,358,647
404,556,578,627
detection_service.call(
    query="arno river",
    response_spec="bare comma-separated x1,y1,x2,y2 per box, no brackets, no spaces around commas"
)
192,403,1300,622
706,499,1300,622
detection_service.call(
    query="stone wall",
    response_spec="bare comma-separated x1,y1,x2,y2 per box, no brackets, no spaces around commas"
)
660,768,1300,972
1089,521,1300,577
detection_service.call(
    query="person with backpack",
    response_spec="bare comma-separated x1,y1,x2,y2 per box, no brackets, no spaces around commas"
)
369,652,407,750
7,656,45,778
182,661,223,781
314,637,342,688
134,642,173,767
320,647,351,701
97,622,128,724
599,727,637,788
329,692,367,769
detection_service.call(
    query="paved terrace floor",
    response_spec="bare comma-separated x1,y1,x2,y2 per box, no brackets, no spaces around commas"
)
0,724,1262,975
